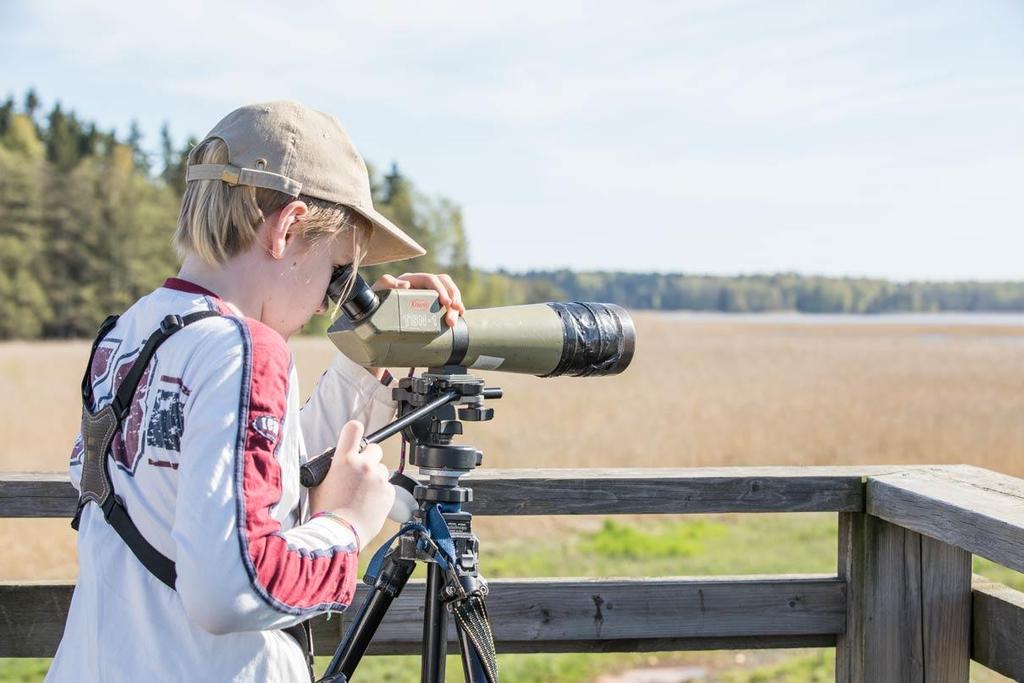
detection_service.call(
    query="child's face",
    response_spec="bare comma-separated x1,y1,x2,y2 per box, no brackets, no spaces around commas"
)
259,225,355,340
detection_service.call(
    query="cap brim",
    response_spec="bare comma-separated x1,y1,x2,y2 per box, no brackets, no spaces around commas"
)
351,207,427,267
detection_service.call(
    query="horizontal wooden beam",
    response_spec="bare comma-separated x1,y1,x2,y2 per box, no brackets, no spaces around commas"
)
0,473,78,518
0,466,908,518
867,466,1024,574
971,576,1024,680
464,467,878,515
0,575,845,657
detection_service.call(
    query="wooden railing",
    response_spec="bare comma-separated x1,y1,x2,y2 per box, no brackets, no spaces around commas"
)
2,465,1023,681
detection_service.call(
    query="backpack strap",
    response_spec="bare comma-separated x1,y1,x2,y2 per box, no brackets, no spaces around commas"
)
80,314,120,409
72,310,221,591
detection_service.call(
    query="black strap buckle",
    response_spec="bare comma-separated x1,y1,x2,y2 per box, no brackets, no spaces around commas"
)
160,314,185,334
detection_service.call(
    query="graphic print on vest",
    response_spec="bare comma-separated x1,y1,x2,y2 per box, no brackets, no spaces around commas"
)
145,376,191,467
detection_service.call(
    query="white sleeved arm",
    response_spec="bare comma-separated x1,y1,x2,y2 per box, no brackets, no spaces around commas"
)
171,320,360,635
300,353,398,457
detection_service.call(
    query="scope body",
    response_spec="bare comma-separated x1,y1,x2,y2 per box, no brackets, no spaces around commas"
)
327,288,634,377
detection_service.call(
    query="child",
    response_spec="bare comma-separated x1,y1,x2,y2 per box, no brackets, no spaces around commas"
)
46,101,465,682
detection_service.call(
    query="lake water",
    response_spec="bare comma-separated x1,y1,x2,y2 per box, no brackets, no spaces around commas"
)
660,311,1024,326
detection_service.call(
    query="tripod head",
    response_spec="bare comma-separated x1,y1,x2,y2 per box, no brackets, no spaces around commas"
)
299,366,501,521
387,366,501,519
398,369,497,483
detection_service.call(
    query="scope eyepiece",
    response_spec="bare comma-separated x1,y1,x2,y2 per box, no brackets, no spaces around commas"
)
327,265,380,324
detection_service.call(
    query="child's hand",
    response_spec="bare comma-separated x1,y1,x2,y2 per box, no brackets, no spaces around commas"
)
308,420,395,550
372,272,466,327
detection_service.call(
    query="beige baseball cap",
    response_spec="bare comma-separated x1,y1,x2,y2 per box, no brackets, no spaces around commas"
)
186,100,426,266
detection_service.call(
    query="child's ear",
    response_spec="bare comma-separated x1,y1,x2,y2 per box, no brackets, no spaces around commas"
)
266,200,308,259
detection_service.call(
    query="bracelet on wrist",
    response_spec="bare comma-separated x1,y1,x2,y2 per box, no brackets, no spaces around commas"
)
311,511,362,550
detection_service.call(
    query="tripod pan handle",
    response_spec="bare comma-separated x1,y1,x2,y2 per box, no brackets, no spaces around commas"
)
300,447,336,488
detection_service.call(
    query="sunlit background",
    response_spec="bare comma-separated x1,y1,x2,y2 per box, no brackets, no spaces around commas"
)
3,0,1022,279
3,3,1024,682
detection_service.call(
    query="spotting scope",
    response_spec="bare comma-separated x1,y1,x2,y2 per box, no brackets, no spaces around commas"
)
326,267,636,377
300,268,637,492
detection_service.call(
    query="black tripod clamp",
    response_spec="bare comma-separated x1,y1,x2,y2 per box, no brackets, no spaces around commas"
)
320,507,498,683
362,505,487,602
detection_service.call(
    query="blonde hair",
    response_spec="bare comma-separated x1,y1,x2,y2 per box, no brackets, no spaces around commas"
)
175,137,371,305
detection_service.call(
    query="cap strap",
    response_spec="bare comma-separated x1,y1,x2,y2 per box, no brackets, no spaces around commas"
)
186,163,303,197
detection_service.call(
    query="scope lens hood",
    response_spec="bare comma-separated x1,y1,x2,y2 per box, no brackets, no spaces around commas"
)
544,302,636,377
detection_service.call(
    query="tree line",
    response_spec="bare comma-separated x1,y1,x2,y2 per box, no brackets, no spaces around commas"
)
0,90,1021,340
506,271,1024,313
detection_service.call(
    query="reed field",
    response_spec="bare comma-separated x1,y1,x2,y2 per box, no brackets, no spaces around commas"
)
3,312,1024,579
1,313,1022,681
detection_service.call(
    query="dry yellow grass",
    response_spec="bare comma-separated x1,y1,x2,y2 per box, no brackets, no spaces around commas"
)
2,313,1023,580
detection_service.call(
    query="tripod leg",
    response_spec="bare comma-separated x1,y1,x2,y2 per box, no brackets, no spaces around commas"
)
421,563,448,683
321,551,416,682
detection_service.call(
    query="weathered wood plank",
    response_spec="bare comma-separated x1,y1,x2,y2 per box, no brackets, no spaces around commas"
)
920,535,971,682
870,517,925,681
0,473,79,518
319,634,839,656
0,582,74,659
1,467,906,518
971,576,1024,680
0,575,845,657
835,515,970,682
835,512,866,682
465,467,872,515
867,467,1024,574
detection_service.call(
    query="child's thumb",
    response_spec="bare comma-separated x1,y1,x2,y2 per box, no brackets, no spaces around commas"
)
336,420,366,454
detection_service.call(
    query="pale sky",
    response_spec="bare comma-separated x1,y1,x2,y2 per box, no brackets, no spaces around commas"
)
2,1,1022,280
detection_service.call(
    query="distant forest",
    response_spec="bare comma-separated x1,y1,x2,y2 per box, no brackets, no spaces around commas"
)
507,271,1024,314
0,89,1021,340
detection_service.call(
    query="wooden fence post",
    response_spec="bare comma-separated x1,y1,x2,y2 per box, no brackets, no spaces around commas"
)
836,512,971,682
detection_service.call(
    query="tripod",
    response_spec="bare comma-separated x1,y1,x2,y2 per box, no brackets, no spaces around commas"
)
319,367,502,683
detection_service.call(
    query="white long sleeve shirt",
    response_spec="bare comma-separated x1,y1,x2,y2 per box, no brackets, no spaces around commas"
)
46,278,397,682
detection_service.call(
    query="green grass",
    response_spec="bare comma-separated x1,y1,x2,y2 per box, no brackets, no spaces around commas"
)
0,660,49,683
719,651,834,683
312,652,663,683
5,514,1021,682
974,556,1024,591
479,513,837,579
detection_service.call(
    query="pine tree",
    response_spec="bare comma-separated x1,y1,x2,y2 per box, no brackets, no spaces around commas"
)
127,120,150,175
0,96,13,137
23,89,40,125
159,124,191,192
374,163,437,274
78,123,100,159
160,123,174,184
46,102,82,169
